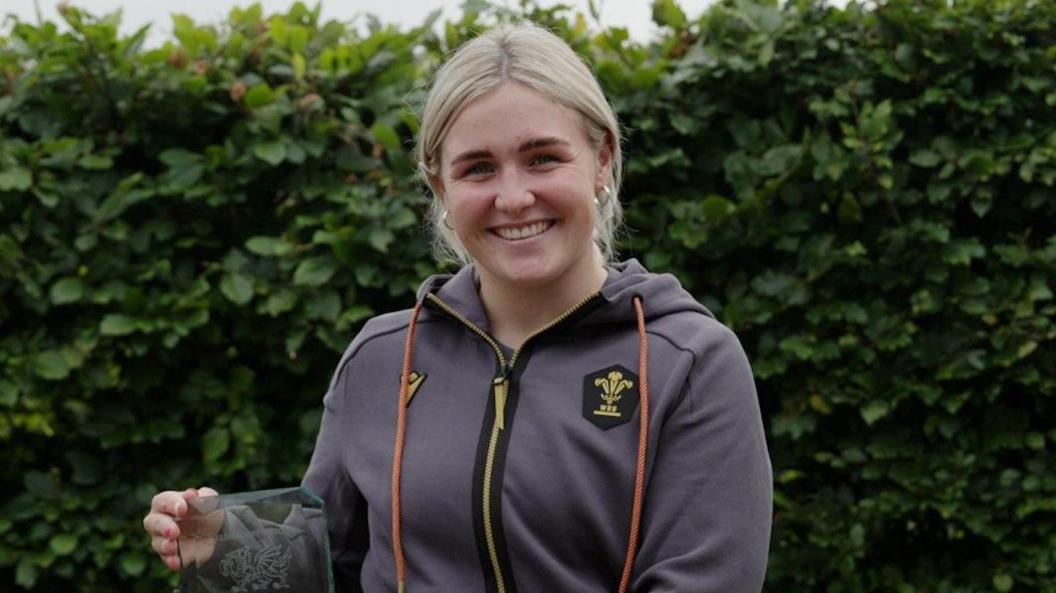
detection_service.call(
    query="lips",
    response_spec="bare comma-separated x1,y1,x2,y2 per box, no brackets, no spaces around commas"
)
491,220,554,241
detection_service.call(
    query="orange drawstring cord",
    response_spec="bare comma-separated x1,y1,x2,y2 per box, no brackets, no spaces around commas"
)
619,296,650,593
391,300,424,593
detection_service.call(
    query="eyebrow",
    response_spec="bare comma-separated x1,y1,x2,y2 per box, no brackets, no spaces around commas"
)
518,137,570,152
448,137,572,166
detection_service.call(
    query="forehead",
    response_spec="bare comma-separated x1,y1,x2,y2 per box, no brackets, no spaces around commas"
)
441,82,588,157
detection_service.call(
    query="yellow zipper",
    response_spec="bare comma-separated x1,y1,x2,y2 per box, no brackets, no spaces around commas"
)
492,377,508,430
482,415,507,592
507,291,600,369
425,293,507,365
425,291,601,593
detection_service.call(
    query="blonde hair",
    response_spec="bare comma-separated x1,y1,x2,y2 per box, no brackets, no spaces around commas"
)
416,21,624,264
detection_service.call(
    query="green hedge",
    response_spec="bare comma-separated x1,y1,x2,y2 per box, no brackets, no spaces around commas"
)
1,1,1053,591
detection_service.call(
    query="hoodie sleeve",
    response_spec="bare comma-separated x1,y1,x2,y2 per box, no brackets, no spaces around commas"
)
632,323,773,593
303,354,369,593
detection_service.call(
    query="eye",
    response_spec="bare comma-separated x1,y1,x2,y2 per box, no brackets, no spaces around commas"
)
462,162,494,177
530,154,558,166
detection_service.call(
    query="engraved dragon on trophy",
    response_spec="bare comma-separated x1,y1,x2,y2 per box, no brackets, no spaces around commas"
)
219,541,293,592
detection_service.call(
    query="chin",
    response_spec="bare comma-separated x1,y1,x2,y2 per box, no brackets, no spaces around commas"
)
499,266,559,287
503,255,588,289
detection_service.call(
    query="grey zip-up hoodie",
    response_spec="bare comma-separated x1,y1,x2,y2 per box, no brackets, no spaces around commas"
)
302,259,772,593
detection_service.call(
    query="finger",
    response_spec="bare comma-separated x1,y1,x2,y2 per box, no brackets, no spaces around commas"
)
143,512,181,539
171,488,204,516
150,490,177,512
197,486,219,497
151,535,179,556
162,552,182,572
151,490,188,516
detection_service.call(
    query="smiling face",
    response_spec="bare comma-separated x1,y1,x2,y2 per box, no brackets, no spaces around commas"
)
433,82,612,296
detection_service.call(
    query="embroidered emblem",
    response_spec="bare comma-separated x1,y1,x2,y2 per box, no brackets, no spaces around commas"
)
219,540,293,592
583,364,639,430
403,371,427,405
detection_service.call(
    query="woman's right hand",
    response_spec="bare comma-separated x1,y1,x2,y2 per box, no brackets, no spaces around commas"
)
143,487,220,571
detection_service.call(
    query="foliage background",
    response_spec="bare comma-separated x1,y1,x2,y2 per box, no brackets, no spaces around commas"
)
1,0,1053,591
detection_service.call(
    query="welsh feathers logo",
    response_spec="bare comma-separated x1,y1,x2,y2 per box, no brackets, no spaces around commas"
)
582,364,639,430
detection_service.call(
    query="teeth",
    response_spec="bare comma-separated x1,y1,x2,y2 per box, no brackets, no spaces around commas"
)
495,221,550,240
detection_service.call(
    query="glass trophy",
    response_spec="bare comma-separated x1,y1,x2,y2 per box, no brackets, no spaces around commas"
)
177,486,334,593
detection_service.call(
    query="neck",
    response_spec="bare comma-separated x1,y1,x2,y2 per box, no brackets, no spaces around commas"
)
478,253,607,349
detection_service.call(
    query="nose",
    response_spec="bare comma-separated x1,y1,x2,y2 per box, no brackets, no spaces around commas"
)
493,169,534,213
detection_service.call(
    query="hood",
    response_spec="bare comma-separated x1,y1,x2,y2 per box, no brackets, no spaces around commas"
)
592,259,713,324
415,259,712,331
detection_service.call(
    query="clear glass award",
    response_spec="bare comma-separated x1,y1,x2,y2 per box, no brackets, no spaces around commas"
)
178,486,334,593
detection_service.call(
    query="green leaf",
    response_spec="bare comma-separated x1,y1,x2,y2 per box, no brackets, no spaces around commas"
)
220,273,254,305
701,195,735,220
652,0,687,29
292,52,307,79
15,557,37,588
910,149,942,167
0,167,32,191
669,112,697,135
861,400,891,425
289,26,309,54
838,194,863,223
246,236,290,256
389,208,418,229
34,350,71,380
1025,432,1045,450
0,235,17,262
306,290,340,321
371,123,401,152
293,256,336,286
253,141,286,165
993,573,1014,592
368,228,394,253
0,379,18,407
262,289,298,316
159,149,204,188
78,154,113,169
24,471,58,498
118,551,146,576
202,426,230,462
943,239,986,266
267,17,289,47
285,330,307,359
49,534,77,556
159,148,201,167
100,314,137,336
1017,340,1037,359
67,450,101,485
779,335,815,360
50,277,85,305
850,524,865,547
970,193,992,217
752,271,798,297
1028,278,1052,301
244,83,276,108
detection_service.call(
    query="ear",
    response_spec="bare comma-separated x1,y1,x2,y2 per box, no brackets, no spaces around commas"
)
427,172,446,202
594,133,615,193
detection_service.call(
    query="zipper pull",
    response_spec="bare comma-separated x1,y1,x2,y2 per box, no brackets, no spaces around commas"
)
492,376,508,430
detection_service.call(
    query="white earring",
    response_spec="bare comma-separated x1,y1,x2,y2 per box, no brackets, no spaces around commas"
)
441,209,454,230
595,185,612,208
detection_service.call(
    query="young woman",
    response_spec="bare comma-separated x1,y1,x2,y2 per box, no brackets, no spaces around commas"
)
145,22,773,593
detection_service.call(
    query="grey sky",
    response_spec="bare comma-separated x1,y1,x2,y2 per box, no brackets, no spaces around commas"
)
3,0,725,43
